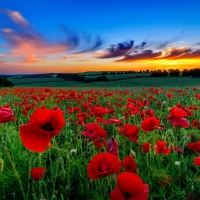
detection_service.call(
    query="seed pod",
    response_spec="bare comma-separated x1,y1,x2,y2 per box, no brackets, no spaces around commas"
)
87,141,94,147
130,150,136,158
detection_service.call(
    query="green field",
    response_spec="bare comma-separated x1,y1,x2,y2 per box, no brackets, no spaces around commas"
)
82,72,151,80
8,77,83,87
7,74,200,88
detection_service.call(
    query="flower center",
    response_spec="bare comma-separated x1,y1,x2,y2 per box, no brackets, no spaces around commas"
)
42,122,54,132
124,192,131,198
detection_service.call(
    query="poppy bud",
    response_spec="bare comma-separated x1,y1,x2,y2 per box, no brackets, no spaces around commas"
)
30,167,46,181
87,141,94,147
130,150,136,158
175,161,181,166
142,142,151,153
170,135,175,141
70,149,77,154
0,158,4,173
0,107,14,123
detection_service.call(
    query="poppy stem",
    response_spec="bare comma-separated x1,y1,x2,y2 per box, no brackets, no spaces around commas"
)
0,146,26,200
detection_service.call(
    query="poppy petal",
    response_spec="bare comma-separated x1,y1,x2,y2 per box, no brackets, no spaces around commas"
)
129,184,149,200
110,187,126,200
20,124,50,152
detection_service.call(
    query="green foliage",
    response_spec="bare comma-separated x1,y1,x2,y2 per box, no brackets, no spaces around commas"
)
0,77,13,87
0,86,200,199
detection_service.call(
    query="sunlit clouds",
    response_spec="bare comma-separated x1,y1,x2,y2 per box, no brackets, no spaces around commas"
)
1,6,200,74
0,8,105,72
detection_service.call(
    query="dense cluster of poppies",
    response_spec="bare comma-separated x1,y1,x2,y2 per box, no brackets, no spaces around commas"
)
0,86,200,199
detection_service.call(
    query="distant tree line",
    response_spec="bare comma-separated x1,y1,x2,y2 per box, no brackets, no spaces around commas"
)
82,71,137,76
150,68,200,77
182,68,200,77
150,69,169,77
0,77,14,87
57,73,86,82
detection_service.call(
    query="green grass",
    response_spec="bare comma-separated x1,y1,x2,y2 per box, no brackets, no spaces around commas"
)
83,73,151,80
7,75,200,89
86,76,200,88
0,87,200,199
8,77,83,87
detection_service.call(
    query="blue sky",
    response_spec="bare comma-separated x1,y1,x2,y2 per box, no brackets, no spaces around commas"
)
0,0,200,74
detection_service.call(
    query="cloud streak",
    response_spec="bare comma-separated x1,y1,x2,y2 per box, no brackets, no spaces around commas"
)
99,40,134,58
0,8,105,64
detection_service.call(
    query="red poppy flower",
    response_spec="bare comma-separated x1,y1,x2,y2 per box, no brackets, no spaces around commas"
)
106,118,122,125
194,157,200,166
110,172,149,200
141,117,160,132
155,140,170,155
0,107,14,123
118,124,139,142
123,156,137,173
191,120,200,130
171,108,187,119
87,152,122,180
20,109,65,152
91,127,107,148
170,118,189,128
142,142,151,153
107,137,119,157
188,141,200,153
31,167,46,181
94,107,108,117
81,123,101,138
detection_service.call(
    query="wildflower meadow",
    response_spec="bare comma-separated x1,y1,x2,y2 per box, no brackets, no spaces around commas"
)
0,86,200,200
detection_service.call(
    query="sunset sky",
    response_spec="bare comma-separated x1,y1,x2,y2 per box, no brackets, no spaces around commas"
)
1,0,200,74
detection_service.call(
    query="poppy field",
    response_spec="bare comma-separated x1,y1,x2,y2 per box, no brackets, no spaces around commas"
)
0,86,200,200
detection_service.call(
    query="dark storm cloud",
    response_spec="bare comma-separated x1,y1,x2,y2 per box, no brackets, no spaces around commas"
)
74,34,105,54
173,49,200,59
163,48,192,59
99,40,134,58
116,50,162,62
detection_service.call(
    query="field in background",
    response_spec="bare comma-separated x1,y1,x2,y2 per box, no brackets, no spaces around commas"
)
6,72,200,88
82,72,151,79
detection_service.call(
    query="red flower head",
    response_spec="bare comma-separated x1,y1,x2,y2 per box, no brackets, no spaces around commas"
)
194,157,200,166
20,109,65,152
118,124,139,143
110,172,149,200
123,156,137,174
87,152,122,180
94,107,108,117
155,140,170,155
31,167,46,181
141,117,160,132
81,123,101,138
91,127,107,148
0,107,14,123
142,142,151,153
107,137,119,157
170,118,189,128
188,141,200,153
171,108,187,119
191,120,200,130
